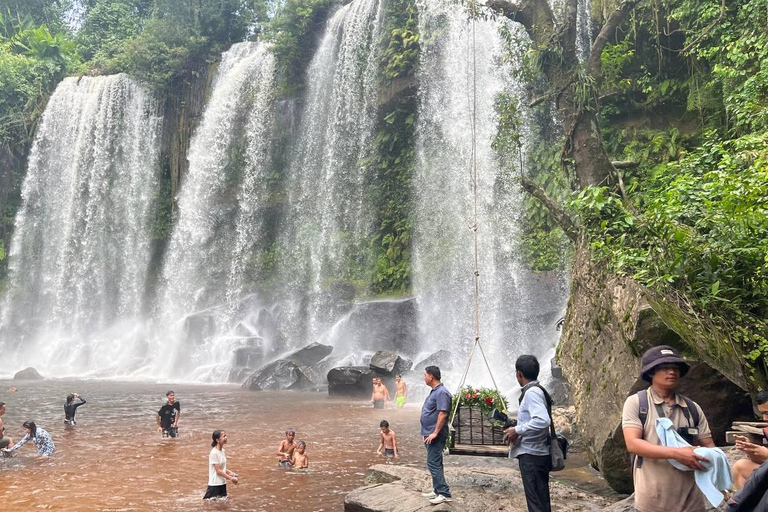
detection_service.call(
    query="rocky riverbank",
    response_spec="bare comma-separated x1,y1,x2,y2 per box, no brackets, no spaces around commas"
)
344,457,621,512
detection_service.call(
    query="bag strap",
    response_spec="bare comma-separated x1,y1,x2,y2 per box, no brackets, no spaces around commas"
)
633,390,699,469
633,389,649,469
520,383,556,439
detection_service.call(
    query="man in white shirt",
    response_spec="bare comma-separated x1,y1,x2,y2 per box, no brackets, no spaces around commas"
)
504,355,552,512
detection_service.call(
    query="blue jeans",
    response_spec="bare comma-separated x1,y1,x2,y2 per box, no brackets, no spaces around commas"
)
425,435,451,497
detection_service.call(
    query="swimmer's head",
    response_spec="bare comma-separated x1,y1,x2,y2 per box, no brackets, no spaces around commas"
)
22,420,37,437
296,440,306,453
395,375,401,381
0,402,5,414
211,430,227,447
166,390,175,403
66,394,75,403
285,429,295,439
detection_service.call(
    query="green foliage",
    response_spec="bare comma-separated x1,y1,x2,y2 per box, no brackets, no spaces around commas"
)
265,0,340,92
77,0,267,91
381,0,419,80
571,134,768,370
451,386,509,419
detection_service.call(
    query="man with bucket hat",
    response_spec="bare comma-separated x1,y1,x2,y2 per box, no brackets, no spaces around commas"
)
622,345,716,512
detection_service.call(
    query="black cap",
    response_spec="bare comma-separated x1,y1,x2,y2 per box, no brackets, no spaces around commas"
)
640,345,690,382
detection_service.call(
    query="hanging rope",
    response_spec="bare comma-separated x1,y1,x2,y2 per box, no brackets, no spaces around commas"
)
448,1,508,433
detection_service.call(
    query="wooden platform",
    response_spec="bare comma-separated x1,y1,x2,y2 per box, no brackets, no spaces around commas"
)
449,443,509,457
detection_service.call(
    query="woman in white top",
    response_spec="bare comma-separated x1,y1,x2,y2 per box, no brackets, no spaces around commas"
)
203,430,239,500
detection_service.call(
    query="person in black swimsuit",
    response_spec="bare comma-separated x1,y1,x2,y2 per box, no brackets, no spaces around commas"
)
64,393,86,425
157,391,181,438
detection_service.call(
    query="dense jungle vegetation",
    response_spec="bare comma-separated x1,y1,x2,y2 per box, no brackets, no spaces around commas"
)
0,0,766,376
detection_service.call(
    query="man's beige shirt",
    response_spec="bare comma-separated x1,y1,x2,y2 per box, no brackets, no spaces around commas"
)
622,387,712,512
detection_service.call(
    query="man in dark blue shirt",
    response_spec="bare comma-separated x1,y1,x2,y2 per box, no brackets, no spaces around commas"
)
420,365,452,505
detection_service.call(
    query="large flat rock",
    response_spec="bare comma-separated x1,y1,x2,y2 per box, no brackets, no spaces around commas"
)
345,464,614,512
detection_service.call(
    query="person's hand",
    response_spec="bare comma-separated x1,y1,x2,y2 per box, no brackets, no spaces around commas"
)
424,433,438,444
738,441,768,464
672,446,708,470
231,476,239,485
376,450,381,455
503,427,519,446
157,426,162,432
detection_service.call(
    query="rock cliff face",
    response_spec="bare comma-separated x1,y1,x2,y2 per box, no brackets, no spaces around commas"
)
558,245,753,493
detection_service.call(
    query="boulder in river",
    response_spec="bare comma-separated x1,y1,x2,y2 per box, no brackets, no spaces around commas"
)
242,359,318,391
369,351,412,377
13,367,44,380
414,350,454,372
284,342,333,367
328,366,377,398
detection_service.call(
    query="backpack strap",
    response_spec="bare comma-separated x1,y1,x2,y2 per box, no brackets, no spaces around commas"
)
633,390,649,469
681,396,700,427
632,391,700,470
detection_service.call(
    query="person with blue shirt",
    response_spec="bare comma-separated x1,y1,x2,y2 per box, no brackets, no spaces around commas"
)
504,355,552,512
420,365,452,505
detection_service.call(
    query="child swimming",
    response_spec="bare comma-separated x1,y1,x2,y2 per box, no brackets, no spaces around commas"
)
292,440,309,468
277,429,297,467
376,420,398,459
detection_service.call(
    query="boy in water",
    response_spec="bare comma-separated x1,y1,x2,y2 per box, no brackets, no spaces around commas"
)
376,420,398,459
156,390,181,438
292,440,309,468
395,375,407,408
0,402,12,450
277,429,297,467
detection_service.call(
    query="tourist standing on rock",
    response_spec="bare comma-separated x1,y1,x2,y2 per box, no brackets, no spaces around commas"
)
64,393,86,425
2,421,55,457
203,430,238,500
395,375,407,408
623,345,715,512
732,390,768,489
0,402,12,450
156,390,181,438
372,378,389,409
504,355,552,512
420,365,452,505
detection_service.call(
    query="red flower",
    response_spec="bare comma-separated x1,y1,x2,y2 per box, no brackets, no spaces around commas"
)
472,394,478,399
485,397,494,405
475,388,480,392
466,393,471,399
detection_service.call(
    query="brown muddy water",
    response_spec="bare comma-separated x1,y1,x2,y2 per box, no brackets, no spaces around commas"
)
0,380,617,511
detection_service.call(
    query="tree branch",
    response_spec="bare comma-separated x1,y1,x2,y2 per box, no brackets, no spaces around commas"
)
520,173,580,242
587,0,644,80
677,0,726,54
612,160,638,169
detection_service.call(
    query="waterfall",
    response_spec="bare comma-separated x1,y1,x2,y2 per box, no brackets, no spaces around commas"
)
412,1,568,390
276,0,385,346
151,42,278,379
0,74,162,376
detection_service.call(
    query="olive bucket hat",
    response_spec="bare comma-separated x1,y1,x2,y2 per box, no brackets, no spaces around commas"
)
640,345,690,382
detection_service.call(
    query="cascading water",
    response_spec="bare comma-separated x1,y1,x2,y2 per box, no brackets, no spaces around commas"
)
412,1,569,391
276,0,384,346
0,74,162,376
150,42,278,380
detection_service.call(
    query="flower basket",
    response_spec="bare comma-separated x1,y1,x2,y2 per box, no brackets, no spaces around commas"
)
450,386,508,446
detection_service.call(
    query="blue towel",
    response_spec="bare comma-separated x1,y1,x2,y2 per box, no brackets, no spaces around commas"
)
655,417,732,507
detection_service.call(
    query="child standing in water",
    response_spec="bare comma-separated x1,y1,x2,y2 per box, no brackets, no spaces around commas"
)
376,420,398,459
277,429,297,467
292,440,309,468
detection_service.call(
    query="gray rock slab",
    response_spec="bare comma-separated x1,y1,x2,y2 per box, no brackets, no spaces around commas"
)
345,464,615,512
370,351,413,376
13,367,44,380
